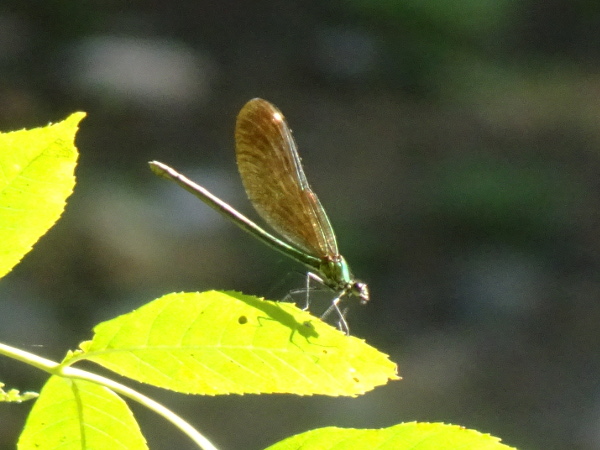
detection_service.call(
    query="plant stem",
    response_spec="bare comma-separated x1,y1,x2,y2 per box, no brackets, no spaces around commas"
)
0,342,218,450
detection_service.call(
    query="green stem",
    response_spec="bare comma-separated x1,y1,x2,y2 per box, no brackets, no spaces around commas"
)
0,342,218,450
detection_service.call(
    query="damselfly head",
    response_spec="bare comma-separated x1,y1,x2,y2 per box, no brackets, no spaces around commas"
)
351,281,369,305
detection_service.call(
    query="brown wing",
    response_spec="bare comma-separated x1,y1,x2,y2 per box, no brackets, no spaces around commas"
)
235,98,338,258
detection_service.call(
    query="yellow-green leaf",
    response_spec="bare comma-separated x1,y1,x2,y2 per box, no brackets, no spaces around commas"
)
76,291,399,396
18,376,147,450
0,382,38,403
0,112,84,278
264,422,516,450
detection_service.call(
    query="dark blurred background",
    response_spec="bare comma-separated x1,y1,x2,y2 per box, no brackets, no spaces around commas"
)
1,1,600,449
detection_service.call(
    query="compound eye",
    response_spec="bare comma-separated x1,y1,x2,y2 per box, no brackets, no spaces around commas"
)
353,282,369,304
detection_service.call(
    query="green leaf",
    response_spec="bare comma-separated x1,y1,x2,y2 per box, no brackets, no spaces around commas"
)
264,422,516,450
0,382,38,403
0,112,84,278
77,291,399,396
18,376,147,450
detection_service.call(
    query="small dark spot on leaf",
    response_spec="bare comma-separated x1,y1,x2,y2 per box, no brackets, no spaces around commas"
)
238,315,248,324
353,377,360,383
